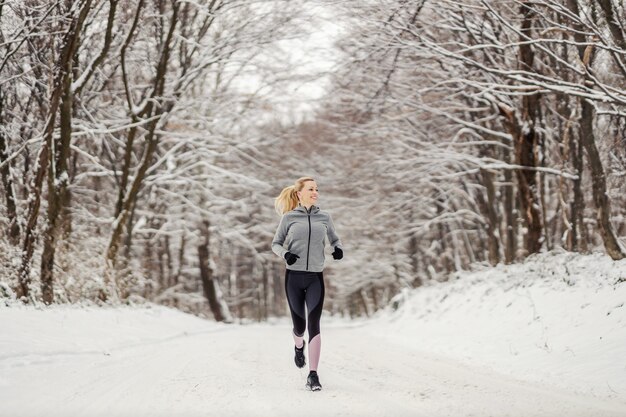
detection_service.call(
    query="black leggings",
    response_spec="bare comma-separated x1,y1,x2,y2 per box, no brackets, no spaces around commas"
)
285,270,325,341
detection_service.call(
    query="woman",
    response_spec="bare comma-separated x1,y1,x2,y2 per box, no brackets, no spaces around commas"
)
272,176,343,391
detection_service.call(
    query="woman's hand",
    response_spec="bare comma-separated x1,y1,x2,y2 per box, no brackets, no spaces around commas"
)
332,247,343,260
284,252,300,265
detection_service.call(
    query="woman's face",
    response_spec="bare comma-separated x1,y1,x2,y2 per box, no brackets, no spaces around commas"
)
298,180,318,207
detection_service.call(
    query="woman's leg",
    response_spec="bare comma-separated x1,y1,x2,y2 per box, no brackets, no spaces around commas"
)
284,270,306,348
305,272,325,371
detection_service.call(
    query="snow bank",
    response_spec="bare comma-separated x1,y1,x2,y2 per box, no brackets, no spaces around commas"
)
0,304,224,362
368,250,626,402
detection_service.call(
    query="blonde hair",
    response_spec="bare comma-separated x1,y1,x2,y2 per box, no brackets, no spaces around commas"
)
274,176,315,215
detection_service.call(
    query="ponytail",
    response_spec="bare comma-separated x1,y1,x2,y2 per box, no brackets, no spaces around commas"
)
274,176,315,215
274,185,299,215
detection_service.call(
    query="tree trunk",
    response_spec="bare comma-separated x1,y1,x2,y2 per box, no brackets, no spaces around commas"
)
114,127,138,218
16,3,91,300
273,262,284,316
408,232,417,273
198,220,231,322
566,0,625,260
538,134,551,251
40,83,73,304
408,209,422,285
143,227,154,282
261,263,269,320
158,241,166,289
16,142,49,300
579,100,625,259
435,195,453,272
358,290,370,317
370,287,379,311
0,100,20,244
480,168,500,265
161,235,172,288
569,127,585,251
515,2,543,255
123,200,136,260
40,1,93,304
503,147,517,263
174,231,186,286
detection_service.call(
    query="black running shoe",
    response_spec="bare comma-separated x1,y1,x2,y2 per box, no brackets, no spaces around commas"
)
306,371,322,391
294,341,306,368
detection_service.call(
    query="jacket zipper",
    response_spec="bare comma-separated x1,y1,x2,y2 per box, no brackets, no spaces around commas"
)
306,208,312,270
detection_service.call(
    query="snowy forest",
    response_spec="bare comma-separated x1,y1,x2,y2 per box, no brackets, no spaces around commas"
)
1,0,625,320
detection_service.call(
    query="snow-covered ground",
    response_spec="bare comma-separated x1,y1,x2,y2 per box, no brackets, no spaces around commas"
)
367,250,626,402
1,251,625,417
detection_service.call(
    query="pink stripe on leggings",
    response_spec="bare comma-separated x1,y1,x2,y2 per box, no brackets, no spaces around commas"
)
309,334,321,371
292,332,304,349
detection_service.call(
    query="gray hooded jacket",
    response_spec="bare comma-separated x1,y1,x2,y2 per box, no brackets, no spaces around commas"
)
272,205,343,272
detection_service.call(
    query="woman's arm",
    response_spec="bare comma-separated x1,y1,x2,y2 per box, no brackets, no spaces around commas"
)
326,213,342,250
272,215,289,258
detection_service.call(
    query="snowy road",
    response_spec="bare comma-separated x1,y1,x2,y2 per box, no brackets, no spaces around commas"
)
1,307,624,417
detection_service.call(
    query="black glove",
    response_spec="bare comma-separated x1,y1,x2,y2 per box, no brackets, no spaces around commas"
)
332,247,343,260
284,252,299,265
